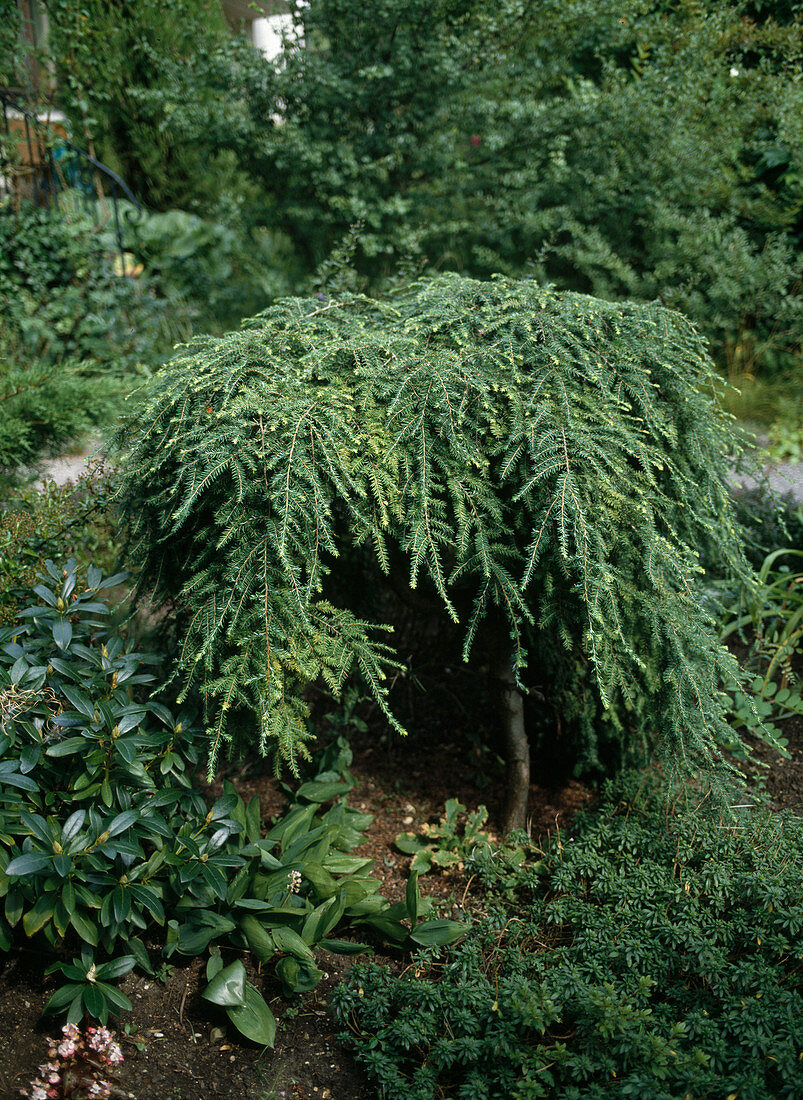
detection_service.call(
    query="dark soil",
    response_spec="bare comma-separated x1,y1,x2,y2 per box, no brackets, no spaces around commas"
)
1,634,799,1100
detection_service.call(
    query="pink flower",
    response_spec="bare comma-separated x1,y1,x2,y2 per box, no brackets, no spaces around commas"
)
56,1039,76,1058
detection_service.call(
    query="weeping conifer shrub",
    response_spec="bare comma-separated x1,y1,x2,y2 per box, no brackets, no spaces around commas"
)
114,274,750,829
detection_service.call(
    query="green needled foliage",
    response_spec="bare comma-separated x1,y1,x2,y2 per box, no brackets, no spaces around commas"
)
115,274,750,781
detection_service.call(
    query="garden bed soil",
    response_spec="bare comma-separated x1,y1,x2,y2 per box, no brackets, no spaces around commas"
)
0,704,799,1100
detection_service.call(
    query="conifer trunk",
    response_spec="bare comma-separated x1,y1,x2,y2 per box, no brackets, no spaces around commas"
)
497,641,530,834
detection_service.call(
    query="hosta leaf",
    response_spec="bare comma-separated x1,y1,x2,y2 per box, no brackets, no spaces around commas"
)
240,915,276,962
202,960,247,1007
275,956,322,996
271,925,315,961
296,779,353,803
409,919,469,947
318,938,372,955
227,983,276,1047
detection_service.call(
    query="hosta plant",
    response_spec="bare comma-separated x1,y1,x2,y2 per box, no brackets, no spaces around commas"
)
115,274,752,828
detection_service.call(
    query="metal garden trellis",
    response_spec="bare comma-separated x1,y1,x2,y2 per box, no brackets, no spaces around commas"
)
0,90,143,272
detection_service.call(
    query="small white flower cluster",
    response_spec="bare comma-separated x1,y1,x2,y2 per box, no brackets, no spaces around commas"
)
288,869,303,893
22,1022,124,1100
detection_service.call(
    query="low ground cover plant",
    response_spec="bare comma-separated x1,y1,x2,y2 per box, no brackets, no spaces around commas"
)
0,561,465,1045
333,774,803,1099
395,799,492,875
115,273,752,829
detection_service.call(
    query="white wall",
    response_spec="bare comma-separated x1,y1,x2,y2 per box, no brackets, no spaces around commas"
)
251,13,295,61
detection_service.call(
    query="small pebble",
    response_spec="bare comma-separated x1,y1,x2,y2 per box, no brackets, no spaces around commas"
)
402,815,414,824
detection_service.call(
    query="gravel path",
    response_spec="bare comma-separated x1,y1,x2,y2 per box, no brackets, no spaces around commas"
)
33,435,104,488
730,461,803,503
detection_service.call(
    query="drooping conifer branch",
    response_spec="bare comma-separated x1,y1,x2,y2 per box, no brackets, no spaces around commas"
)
115,274,750,803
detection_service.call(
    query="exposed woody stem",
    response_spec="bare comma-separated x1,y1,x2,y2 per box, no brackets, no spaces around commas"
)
497,639,530,834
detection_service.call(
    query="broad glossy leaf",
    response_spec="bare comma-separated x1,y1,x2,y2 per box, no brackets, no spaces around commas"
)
23,895,55,936
61,810,87,843
240,915,275,962
275,956,322,996
319,938,371,955
70,910,99,947
0,772,38,792
95,956,136,981
296,779,353,803
6,852,53,876
83,983,106,1021
52,620,73,651
227,983,276,1047
43,982,83,1014
95,981,133,1012
128,937,154,975
302,895,344,946
20,812,52,846
202,960,247,1007
45,737,86,758
107,810,139,837
271,925,314,961
61,686,96,720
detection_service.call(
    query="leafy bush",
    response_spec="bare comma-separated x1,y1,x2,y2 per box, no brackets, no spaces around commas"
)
0,202,181,467
0,560,465,1039
115,274,751,827
208,0,802,377
0,473,118,625
127,205,298,332
0,203,172,374
332,775,803,1099
721,548,803,753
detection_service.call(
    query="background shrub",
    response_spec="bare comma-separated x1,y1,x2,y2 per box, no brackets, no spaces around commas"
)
0,203,181,468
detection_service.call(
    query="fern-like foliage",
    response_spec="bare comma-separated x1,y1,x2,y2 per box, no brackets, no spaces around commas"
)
114,274,750,775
